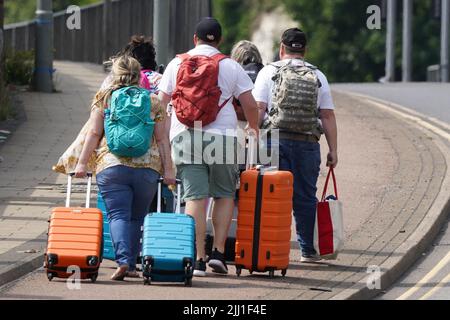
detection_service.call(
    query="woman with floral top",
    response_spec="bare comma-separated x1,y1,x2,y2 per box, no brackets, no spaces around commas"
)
74,55,176,281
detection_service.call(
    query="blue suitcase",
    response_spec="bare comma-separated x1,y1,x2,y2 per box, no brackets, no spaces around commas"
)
141,179,196,286
99,186,174,262
97,192,116,261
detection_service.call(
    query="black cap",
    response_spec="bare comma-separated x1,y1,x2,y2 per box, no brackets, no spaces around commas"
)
282,28,307,51
195,17,222,43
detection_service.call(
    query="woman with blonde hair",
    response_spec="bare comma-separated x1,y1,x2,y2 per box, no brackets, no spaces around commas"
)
230,40,263,71
74,55,176,281
230,40,264,124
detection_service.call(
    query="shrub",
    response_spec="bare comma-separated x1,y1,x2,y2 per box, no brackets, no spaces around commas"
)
5,49,34,86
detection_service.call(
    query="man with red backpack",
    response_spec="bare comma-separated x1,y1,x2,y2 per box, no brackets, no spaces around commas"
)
159,17,259,277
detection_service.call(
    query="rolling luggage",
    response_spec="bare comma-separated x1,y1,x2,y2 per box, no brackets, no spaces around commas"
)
235,137,294,278
98,185,170,263
97,192,115,261
45,173,103,282
141,179,196,286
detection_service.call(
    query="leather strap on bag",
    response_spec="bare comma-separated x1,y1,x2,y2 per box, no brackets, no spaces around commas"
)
321,168,338,201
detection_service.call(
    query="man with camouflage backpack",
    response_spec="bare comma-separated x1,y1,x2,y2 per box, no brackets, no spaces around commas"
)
253,28,338,263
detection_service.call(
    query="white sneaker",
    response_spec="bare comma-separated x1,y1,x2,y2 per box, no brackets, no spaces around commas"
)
193,259,207,277
300,255,322,263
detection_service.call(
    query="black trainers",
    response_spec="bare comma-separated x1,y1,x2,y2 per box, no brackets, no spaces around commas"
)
193,259,207,277
208,249,228,275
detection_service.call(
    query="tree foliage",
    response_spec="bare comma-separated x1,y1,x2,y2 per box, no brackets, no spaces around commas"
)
4,0,100,24
214,0,442,82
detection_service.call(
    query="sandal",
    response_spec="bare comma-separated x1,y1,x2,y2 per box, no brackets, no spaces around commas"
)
111,265,129,281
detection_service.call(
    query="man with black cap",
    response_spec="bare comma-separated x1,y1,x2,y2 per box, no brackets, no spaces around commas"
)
159,17,259,277
253,28,338,263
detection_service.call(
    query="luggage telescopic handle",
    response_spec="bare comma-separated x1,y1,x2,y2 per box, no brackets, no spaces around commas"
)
157,178,182,213
66,173,93,209
246,134,258,170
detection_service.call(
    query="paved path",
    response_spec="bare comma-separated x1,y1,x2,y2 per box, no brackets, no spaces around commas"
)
334,83,450,301
0,63,448,299
0,62,105,287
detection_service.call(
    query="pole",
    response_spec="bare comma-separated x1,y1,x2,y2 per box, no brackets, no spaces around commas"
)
385,0,397,82
103,0,113,64
442,0,449,82
154,0,170,67
402,0,413,82
35,0,53,93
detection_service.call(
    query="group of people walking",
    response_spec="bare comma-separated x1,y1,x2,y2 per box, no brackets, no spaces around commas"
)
70,17,338,281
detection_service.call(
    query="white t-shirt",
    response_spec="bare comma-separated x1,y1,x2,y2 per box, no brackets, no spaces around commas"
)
159,44,254,141
253,59,335,112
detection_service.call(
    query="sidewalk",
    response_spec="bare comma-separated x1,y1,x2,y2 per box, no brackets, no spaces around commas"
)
0,62,449,299
0,62,106,287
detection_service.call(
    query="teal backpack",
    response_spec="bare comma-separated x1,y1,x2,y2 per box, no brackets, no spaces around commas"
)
104,86,154,158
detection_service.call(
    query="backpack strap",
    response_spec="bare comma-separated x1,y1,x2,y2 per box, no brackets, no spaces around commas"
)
212,54,231,109
177,53,191,62
211,53,229,63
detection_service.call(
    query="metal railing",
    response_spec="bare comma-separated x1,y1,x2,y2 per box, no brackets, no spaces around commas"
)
4,0,211,65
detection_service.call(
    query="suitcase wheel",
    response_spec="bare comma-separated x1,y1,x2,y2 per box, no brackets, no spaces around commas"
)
269,270,275,278
47,273,54,282
143,277,151,286
236,267,242,277
282,269,287,277
184,277,192,287
90,273,98,283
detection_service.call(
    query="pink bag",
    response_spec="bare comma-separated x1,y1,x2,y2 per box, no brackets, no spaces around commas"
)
140,70,152,90
314,168,344,260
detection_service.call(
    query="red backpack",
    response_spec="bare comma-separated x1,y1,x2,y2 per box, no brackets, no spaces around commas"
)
172,53,231,128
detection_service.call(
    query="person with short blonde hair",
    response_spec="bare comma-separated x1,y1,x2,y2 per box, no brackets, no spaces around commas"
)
230,40,263,66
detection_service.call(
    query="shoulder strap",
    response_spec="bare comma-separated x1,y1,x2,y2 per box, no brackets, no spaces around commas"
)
270,60,290,69
177,53,191,62
211,53,229,63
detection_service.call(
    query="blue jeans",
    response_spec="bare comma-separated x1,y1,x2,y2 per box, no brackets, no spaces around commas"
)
273,139,321,256
97,165,159,270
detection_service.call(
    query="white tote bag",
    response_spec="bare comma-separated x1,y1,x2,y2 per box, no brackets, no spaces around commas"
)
313,168,344,260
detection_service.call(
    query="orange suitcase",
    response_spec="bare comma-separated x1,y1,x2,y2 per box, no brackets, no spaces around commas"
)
235,137,294,278
45,173,103,282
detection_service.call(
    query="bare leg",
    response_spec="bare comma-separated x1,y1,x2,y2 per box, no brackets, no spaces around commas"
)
212,198,234,253
185,198,208,260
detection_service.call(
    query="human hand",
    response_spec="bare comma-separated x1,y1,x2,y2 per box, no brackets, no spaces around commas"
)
327,151,338,169
74,163,88,178
163,168,177,186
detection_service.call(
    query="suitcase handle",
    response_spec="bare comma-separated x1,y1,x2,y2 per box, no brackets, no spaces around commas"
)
157,178,182,213
66,173,93,209
246,134,258,170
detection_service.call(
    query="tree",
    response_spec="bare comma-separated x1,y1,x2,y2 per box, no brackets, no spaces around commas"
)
281,0,441,82
215,0,441,82
4,0,100,24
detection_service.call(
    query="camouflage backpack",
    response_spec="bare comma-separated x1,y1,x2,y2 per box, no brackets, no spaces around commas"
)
264,60,323,137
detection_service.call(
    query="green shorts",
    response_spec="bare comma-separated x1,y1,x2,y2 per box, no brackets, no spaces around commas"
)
177,163,238,201
172,130,239,201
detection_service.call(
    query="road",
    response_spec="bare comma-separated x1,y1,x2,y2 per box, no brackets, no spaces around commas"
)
334,83,450,301
333,83,450,124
